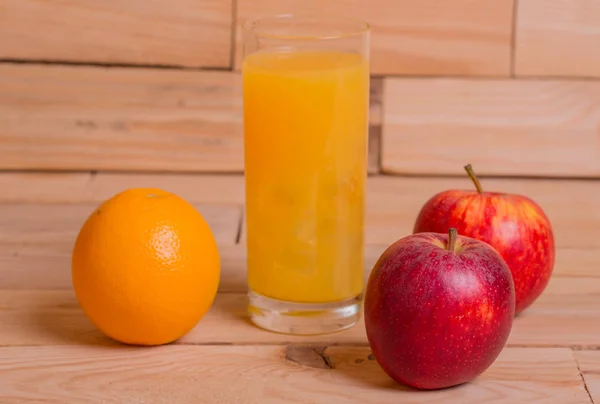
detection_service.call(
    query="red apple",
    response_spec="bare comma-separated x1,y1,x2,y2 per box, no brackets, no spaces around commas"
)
412,164,555,315
364,229,515,390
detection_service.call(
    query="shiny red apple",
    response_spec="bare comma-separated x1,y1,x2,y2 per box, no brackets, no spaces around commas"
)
364,229,515,390
413,164,555,315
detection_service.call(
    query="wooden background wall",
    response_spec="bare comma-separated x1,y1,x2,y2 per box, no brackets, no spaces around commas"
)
1,0,600,178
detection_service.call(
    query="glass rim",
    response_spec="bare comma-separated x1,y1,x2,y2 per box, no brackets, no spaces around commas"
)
242,14,370,40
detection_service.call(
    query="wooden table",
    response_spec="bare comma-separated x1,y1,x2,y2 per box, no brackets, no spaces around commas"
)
1,172,598,403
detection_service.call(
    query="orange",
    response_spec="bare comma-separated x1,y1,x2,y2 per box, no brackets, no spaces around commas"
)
71,187,220,346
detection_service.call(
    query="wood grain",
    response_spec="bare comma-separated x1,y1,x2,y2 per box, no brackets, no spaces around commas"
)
574,351,600,404
508,277,600,349
515,0,600,77
0,346,589,403
381,78,600,177
0,64,244,172
235,0,514,76
0,203,242,256
0,66,380,172
2,276,600,348
0,172,91,203
0,0,232,68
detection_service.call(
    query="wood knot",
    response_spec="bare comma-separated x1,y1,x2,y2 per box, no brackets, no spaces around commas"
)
285,345,334,369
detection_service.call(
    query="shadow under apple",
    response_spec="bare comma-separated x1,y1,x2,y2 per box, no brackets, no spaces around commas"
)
286,345,411,391
282,344,476,400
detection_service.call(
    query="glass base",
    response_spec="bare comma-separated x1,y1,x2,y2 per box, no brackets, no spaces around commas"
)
248,290,362,335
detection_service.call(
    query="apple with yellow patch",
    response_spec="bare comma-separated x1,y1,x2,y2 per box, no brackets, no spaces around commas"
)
413,164,555,315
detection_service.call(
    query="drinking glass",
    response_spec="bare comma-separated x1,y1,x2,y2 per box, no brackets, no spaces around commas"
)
242,14,370,335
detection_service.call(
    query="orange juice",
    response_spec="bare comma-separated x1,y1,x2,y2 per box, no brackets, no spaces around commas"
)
242,49,369,304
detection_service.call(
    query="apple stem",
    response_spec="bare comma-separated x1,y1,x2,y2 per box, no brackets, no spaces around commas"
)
447,228,458,253
464,164,483,194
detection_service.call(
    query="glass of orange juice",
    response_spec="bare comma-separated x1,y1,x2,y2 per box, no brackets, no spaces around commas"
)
242,14,370,335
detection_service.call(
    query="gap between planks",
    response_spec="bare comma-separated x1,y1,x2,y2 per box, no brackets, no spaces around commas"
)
575,351,597,404
575,350,600,404
0,58,234,72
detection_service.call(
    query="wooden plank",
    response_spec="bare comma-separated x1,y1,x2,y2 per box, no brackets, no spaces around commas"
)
234,0,514,76
0,64,244,172
515,0,600,78
1,276,600,347
0,172,91,203
0,245,247,291
0,0,232,68
552,248,600,278
0,203,242,257
0,255,75,290
0,67,381,172
508,277,600,349
0,290,354,346
381,78,600,177
182,276,600,349
0,346,589,404
574,351,600,404
0,173,245,205
2,243,596,291
240,176,600,249
366,176,600,249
